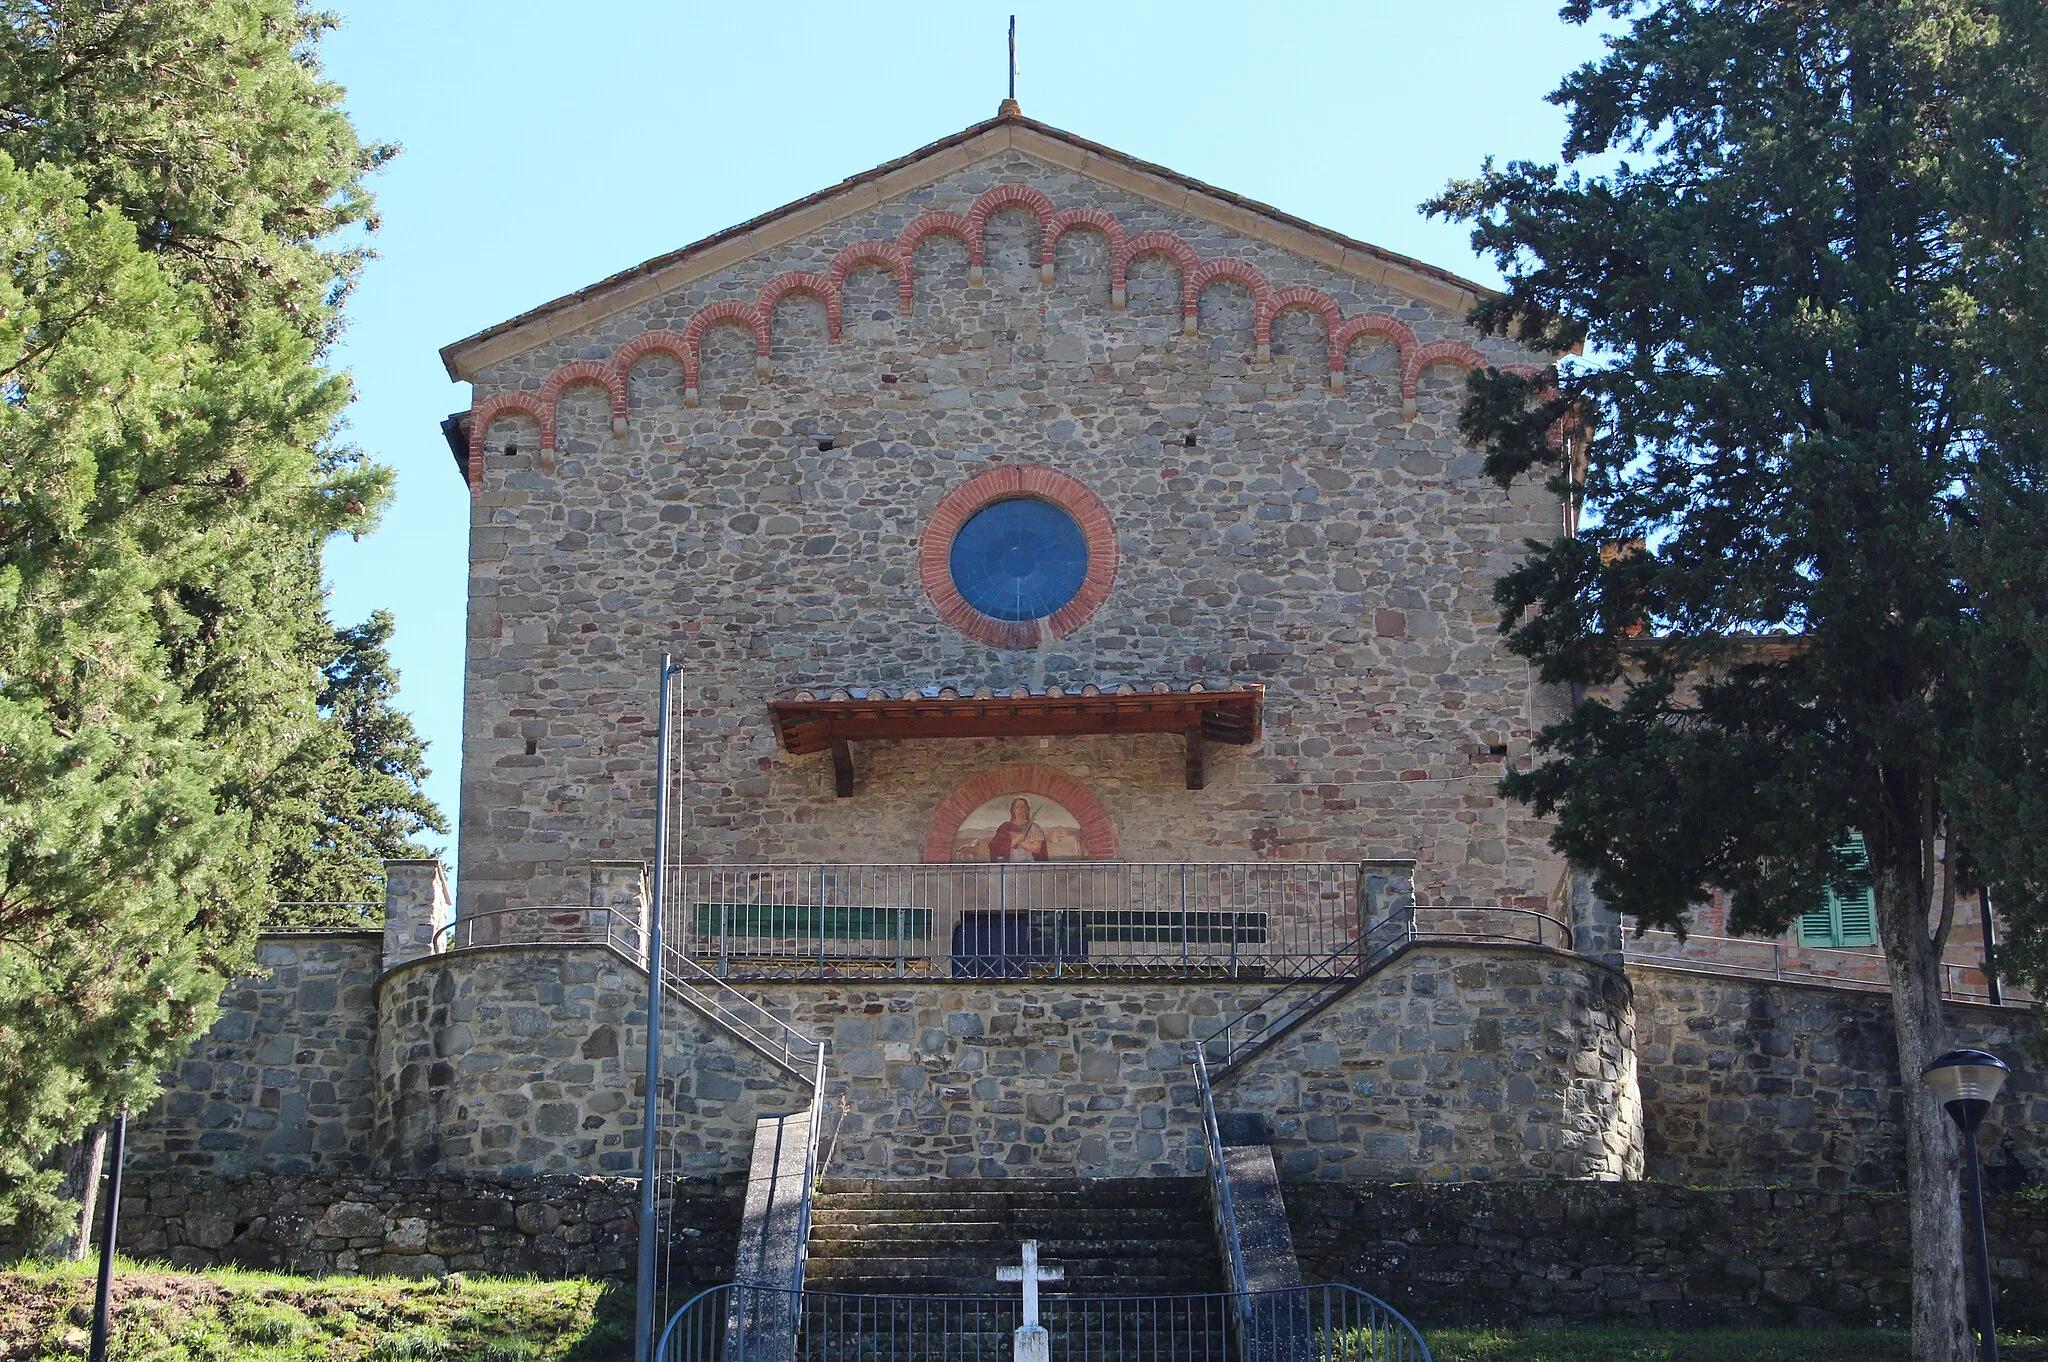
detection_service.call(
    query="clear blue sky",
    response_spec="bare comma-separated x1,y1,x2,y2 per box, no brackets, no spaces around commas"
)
316,1,1615,863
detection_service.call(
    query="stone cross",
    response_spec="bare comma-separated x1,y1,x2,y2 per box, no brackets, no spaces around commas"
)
997,1239,1063,1362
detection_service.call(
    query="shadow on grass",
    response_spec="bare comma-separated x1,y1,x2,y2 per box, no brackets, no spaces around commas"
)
0,1257,638,1362
1425,1324,2048,1362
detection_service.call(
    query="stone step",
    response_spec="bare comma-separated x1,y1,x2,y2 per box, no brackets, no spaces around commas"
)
806,1250,1214,1274
808,1206,1202,1229
809,1229,1200,1253
805,1274,1224,1298
819,1177,1196,1196
799,1176,1228,1297
814,1193,1208,1215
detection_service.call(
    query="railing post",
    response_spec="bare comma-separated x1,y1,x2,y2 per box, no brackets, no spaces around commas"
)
1228,865,1240,978
635,655,676,1362
1180,864,1190,972
718,895,730,979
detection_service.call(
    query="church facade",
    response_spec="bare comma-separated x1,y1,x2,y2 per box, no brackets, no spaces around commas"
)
445,111,1563,920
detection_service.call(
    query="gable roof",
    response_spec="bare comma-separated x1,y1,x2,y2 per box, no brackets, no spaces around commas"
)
440,108,1502,382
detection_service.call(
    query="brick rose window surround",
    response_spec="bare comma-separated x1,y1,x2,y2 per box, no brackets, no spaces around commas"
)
920,464,1118,650
922,764,1119,863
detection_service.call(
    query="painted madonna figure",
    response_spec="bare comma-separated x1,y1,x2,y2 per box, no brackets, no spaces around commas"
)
987,797,1051,862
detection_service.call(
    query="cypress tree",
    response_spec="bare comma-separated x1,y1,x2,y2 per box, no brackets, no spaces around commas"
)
268,609,449,928
0,1,390,1236
1430,4,2048,1356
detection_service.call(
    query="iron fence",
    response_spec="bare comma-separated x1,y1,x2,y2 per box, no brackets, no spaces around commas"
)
661,862,1368,982
657,1282,1431,1362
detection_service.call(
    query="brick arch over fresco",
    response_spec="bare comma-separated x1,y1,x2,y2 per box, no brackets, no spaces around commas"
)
921,764,1120,864
463,182,1548,489
918,463,1119,650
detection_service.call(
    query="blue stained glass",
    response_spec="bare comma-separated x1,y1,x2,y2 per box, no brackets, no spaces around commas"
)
948,497,1089,622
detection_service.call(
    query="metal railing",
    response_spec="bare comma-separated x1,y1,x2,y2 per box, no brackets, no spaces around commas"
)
657,1283,1431,1362
435,904,631,952
1410,905,1570,951
662,862,1366,982
1623,929,2029,1006
639,931,827,1087
790,1046,828,1297
1200,915,1410,1075
1191,1043,1249,1312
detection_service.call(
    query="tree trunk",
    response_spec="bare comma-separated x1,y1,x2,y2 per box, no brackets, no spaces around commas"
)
1875,866,1969,1362
69,1123,107,1262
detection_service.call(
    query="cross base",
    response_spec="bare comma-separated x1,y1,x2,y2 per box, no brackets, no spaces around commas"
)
1012,1324,1050,1362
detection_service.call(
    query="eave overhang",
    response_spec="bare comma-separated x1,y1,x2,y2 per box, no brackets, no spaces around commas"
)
769,684,1263,796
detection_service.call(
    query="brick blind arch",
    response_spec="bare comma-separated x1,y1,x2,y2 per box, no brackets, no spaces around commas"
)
921,764,1120,863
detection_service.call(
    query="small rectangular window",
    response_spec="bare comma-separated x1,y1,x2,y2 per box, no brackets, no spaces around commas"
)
1796,835,1877,949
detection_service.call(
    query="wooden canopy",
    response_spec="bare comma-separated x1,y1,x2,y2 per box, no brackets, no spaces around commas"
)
769,685,1263,796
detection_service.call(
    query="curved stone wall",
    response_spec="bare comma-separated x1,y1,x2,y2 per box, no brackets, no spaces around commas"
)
374,940,1641,1183
1229,945,1640,1181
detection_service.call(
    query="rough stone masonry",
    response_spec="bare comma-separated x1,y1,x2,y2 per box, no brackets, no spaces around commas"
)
442,112,1564,919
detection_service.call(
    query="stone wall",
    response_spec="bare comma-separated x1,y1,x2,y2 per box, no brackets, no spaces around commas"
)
1287,1180,2048,1331
371,940,1639,1184
1226,945,1639,1182
1630,966,2047,1188
127,934,382,1175
375,945,808,1180
110,1171,740,1287
454,144,1566,923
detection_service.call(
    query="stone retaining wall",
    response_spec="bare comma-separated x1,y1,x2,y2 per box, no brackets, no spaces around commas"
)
1630,966,2047,1188
111,1172,741,1287
375,945,807,1180
126,934,383,1175
1287,1180,2048,1330
372,940,1639,1184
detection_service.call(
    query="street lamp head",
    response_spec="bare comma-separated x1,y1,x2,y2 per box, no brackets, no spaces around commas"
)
1922,1048,2011,1135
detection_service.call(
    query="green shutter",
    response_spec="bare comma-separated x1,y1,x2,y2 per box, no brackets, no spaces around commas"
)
1797,835,1876,949
1796,907,1839,947
1832,885,1877,948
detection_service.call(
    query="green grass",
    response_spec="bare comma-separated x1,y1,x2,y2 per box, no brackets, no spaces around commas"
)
1424,1324,2048,1362
6,1262,2042,1362
0,1258,630,1362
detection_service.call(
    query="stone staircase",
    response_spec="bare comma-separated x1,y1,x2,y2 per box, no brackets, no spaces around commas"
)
803,1177,1229,1297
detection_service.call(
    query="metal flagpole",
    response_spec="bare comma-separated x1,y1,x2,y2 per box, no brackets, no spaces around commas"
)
634,655,676,1362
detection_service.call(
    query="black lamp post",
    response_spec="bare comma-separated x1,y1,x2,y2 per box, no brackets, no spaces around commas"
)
1922,1049,2012,1362
86,1101,129,1362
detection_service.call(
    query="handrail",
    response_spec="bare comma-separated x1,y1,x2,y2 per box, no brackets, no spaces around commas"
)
1201,917,1409,1068
432,904,627,954
1412,905,1572,949
638,932,825,1086
1624,929,2025,1006
790,1044,828,1295
664,860,1368,982
1190,1043,1249,1311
